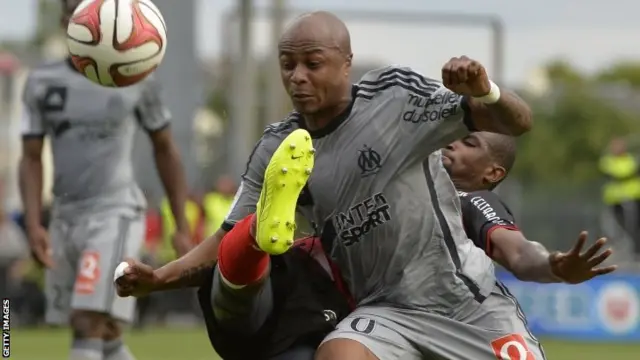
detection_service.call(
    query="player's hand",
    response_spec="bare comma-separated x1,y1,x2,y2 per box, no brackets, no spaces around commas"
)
27,226,54,268
549,231,617,284
172,231,193,257
114,258,159,298
441,56,491,97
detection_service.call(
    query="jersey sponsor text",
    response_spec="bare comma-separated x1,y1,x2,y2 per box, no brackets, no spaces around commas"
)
470,195,508,225
335,193,391,246
403,92,461,124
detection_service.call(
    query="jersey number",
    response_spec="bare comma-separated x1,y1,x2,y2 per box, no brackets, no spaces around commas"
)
350,317,376,334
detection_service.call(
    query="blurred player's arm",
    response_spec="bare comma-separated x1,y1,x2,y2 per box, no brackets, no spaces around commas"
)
18,75,54,268
19,139,44,231
154,133,274,290
18,75,46,233
135,77,191,254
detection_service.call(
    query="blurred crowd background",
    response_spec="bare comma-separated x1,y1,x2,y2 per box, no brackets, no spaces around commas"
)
2,0,640,358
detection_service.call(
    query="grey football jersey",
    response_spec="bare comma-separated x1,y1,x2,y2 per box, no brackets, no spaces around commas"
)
224,65,495,313
21,60,170,215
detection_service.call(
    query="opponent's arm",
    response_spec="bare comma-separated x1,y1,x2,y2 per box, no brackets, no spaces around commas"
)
489,229,560,283
490,230,617,284
460,191,616,284
460,190,561,282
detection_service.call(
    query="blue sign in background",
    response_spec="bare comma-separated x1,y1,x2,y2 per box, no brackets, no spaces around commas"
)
496,272,640,341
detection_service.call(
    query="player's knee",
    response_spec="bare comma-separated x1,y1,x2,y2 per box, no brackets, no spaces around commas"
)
70,310,109,339
103,318,124,341
315,338,379,360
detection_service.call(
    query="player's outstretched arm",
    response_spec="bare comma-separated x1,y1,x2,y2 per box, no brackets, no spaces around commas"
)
115,229,224,298
153,228,226,290
490,229,617,284
442,56,532,136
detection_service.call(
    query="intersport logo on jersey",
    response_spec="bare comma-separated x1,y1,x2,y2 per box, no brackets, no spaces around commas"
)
402,92,461,124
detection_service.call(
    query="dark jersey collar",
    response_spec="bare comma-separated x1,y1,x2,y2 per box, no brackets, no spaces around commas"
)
297,85,357,139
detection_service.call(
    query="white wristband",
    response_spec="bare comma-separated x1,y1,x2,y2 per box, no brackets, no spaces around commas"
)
473,80,501,104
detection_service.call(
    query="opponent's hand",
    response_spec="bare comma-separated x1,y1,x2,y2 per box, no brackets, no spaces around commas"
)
441,56,491,97
27,226,54,268
114,258,159,297
549,231,617,284
172,231,193,257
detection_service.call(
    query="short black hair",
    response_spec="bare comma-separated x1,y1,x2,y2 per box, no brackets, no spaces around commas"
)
478,132,517,189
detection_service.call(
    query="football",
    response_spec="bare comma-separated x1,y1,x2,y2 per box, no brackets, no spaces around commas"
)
66,0,167,87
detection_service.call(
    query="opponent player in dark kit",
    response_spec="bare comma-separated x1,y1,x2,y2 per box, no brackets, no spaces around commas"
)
445,132,616,286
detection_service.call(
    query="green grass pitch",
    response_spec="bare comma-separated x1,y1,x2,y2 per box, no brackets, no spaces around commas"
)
7,327,640,359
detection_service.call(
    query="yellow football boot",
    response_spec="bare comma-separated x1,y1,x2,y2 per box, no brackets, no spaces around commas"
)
255,129,315,255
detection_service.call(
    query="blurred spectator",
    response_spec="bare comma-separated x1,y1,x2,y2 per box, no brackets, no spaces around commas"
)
599,137,640,255
159,194,202,263
143,204,163,257
202,175,237,239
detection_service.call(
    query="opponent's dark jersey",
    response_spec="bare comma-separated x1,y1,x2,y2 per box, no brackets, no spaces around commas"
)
198,245,351,360
20,59,170,216
224,65,495,311
458,190,519,254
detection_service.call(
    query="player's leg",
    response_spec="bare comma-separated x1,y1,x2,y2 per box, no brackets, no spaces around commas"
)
44,218,74,326
212,213,274,333
197,213,276,358
317,307,422,360
68,213,143,360
44,218,105,360
101,214,146,360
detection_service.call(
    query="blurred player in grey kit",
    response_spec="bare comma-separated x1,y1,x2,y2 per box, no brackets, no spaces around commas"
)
18,1,191,360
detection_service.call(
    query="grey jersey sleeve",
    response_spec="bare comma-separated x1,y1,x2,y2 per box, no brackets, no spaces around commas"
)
135,76,172,132
20,74,46,138
357,65,474,162
221,129,282,231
